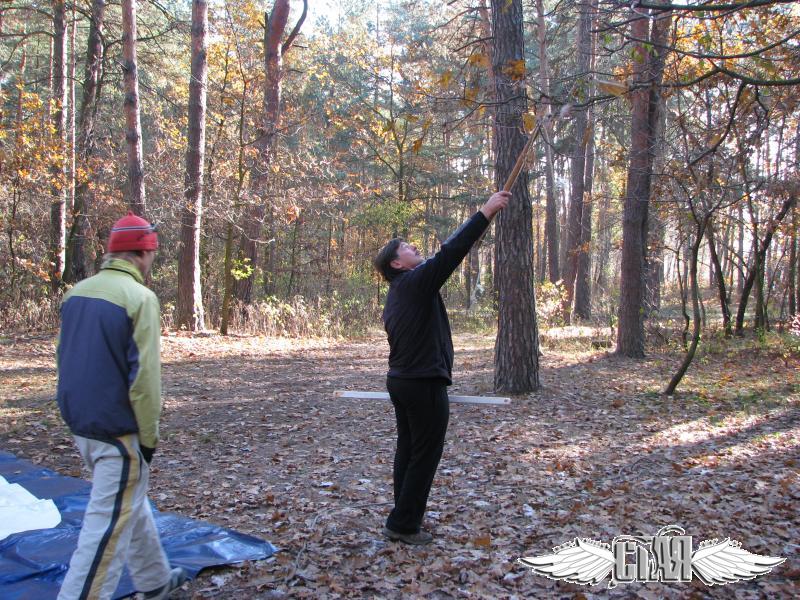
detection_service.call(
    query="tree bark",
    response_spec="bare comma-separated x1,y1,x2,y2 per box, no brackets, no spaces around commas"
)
491,0,539,393
65,0,106,283
176,0,208,332
664,217,708,395
737,201,745,295
49,0,68,293
734,194,796,335
563,1,592,320
235,0,307,305
791,205,797,316
705,218,731,335
286,213,302,297
68,2,76,213
616,8,671,357
574,117,594,320
534,0,559,283
594,140,610,290
122,0,146,215
220,221,234,335
574,7,597,321
220,78,248,333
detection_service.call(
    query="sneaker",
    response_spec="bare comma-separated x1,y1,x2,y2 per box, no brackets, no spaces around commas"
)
142,567,188,599
382,527,433,545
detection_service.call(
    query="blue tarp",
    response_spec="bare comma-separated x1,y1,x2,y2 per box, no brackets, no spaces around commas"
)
0,451,277,599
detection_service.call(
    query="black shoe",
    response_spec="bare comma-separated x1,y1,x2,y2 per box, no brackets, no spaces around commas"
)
142,567,188,599
382,527,433,545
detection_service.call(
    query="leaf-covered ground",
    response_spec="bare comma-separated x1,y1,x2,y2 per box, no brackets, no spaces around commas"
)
1,330,798,599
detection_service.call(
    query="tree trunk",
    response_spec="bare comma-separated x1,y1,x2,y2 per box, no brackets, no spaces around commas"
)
49,0,68,293
563,1,592,320
734,194,796,335
645,209,665,315
491,0,539,393
68,2,76,213
534,0,559,283
791,205,797,316
235,0,306,305
664,217,708,395
286,214,302,297
705,218,731,335
787,206,798,317
737,201,745,295
220,220,234,335
594,146,610,290
122,0,146,215
754,253,767,331
65,0,106,283
616,8,671,357
176,0,208,332
574,14,596,323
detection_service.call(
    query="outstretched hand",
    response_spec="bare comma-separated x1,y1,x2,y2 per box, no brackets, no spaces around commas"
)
480,191,511,220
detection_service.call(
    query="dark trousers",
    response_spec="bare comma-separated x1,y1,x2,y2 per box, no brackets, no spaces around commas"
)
385,376,449,534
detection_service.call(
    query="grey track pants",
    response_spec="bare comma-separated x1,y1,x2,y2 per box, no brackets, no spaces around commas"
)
57,434,171,600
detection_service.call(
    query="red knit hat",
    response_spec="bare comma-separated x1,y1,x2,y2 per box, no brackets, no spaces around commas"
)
107,212,159,252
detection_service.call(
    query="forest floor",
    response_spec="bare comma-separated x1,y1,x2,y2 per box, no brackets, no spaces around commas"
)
1,327,799,599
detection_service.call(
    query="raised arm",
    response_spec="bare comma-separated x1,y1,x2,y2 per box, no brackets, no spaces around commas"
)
408,191,510,293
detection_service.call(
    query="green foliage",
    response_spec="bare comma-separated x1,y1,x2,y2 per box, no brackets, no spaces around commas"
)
351,200,419,233
231,258,254,282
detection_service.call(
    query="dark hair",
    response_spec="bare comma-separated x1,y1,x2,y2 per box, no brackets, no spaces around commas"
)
374,238,403,282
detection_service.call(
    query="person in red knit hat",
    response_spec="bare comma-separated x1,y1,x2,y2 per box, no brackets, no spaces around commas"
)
107,211,159,253
56,212,186,599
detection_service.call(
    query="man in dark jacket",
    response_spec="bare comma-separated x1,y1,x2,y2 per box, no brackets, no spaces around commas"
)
373,191,510,545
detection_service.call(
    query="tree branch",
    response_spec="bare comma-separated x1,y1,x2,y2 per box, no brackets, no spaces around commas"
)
633,0,798,11
281,0,307,55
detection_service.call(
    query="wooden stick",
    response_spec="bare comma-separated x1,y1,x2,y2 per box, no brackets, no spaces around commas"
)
334,390,512,406
502,123,541,192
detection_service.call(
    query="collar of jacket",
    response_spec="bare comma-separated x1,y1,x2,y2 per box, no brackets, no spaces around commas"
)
100,258,144,284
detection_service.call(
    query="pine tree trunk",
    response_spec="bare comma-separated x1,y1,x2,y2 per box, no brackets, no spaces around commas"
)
616,8,671,357
65,0,105,283
534,0,559,283
176,0,208,331
594,146,610,290
574,59,596,321
791,206,797,316
220,221,234,335
68,2,76,213
49,0,68,293
563,1,592,320
235,0,306,305
286,214,302,298
122,0,146,215
491,0,539,393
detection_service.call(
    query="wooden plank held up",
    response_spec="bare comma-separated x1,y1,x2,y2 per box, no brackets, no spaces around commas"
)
502,123,541,192
334,390,512,406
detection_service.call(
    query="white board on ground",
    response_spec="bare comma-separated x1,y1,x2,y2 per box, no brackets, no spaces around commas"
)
334,390,511,405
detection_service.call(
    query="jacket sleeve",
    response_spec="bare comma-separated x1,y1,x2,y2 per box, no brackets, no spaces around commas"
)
129,292,162,448
404,211,490,294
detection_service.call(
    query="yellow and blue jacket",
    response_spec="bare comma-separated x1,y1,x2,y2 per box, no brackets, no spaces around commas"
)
56,258,162,448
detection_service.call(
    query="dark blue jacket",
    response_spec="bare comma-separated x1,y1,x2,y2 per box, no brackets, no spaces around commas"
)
56,259,162,447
